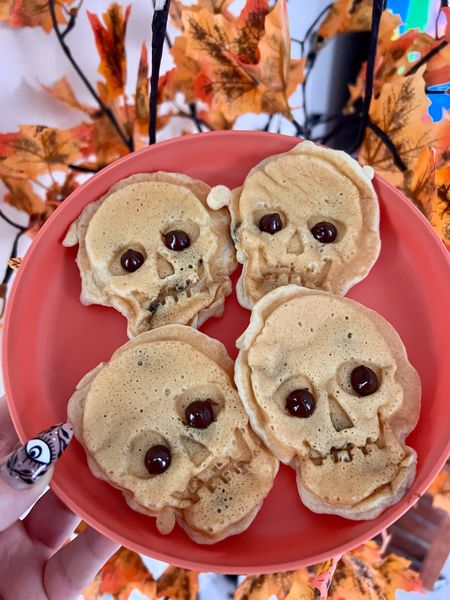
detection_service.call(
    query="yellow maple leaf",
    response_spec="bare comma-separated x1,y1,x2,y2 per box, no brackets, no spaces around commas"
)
377,10,402,54
156,566,199,600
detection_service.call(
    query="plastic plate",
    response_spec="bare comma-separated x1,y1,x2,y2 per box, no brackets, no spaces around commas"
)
3,131,450,573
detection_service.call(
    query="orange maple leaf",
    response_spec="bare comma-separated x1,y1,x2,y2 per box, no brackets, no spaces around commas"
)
83,546,156,600
405,146,436,210
170,0,234,31
428,468,450,514
235,571,316,600
156,566,199,600
429,163,450,248
317,0,382,42
81,112,129,167
181,0,303,122
359,68,440,186
87,3,131,101
195,0,233,14
238,0,304,100
160,36,198,104
0,0,72,32
0,125,84,178
234,572,296,600
135,42,149,135
43,76,93,114
377,554,426,597
328,541,424,600
2,177,44,215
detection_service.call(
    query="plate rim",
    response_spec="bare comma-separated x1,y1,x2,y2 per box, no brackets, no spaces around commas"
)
3,130,450,573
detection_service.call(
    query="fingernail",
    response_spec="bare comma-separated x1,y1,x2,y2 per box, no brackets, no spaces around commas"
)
0,423,73,490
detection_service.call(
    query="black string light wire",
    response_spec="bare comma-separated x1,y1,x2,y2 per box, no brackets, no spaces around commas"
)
149,0,172,144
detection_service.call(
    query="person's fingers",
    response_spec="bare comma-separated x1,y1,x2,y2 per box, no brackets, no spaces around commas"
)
0,396,19,457
23,489,80,555
44,527,120,599
0,422,73,531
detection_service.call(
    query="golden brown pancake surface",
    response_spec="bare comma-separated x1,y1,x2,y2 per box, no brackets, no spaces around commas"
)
235,285,420,520
207,141,380,308
68,325,278,544
64,172,236,337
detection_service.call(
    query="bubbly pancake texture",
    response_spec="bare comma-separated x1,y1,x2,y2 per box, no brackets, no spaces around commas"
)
68,325,278,544
207,141,380,308
235,285,420,519
63,172,236,337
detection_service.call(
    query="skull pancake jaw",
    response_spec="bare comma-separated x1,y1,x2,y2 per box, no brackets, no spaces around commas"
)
178,430,278,544
296,427,417,520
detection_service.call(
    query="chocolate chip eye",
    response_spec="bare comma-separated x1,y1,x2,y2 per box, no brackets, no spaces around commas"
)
144,444,171,474
286,389,316,418
350,365,379,396
121,249,145,272
259,213,283,234
310,221,337,243
164,230,191,251
185,399,215,429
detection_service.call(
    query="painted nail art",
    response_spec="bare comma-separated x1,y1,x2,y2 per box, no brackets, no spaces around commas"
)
0,423,73,490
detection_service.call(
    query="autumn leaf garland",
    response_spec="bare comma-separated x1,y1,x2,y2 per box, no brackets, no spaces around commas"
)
1,0,448,241
79,538,424,600
0,0,306,239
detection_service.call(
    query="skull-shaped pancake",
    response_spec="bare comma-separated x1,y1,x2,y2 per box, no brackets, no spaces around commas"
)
207,141,380,308
235,285,420,519
63,172,236,337
68,325,278,544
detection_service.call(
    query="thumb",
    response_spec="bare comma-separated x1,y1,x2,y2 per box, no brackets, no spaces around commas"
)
0,423,73,531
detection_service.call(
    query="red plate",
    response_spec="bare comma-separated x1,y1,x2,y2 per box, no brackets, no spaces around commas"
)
3,131,450,573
